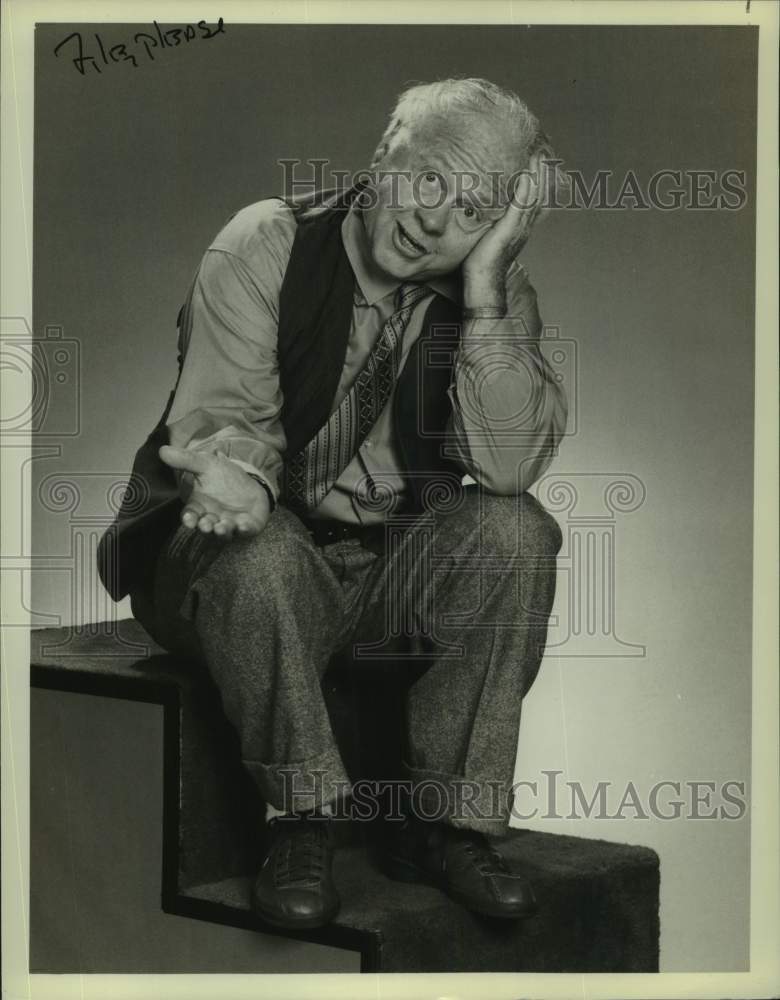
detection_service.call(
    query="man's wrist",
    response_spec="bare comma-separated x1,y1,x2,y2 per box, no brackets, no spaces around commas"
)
246,473,277,512
463,305,508,320
462,272,508,317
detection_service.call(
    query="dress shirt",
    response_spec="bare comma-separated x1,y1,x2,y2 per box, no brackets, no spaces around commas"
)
165,198,567,523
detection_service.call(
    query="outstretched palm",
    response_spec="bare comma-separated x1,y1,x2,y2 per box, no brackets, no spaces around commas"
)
159,445,271,540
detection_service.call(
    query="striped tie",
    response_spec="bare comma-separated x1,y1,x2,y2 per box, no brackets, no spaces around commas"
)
285,282,431,510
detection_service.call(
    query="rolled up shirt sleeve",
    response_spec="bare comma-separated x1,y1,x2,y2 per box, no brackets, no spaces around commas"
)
165,203,294,501
447,265,568,494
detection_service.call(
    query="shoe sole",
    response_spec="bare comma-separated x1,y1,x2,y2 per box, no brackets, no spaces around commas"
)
382,854,538,920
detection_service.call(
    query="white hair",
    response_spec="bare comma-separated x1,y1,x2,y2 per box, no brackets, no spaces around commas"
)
371,77,569,208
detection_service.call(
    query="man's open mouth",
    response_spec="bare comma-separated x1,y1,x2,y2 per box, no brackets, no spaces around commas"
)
395,221,428,257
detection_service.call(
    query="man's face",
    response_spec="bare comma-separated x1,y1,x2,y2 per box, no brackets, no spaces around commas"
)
361,115,517,283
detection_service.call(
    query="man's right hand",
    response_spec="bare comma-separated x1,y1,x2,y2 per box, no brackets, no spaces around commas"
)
159,445,272,540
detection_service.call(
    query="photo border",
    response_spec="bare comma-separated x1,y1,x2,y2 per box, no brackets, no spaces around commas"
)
2,1,777,998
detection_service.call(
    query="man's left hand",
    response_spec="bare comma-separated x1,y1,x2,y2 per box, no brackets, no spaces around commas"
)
461,151,544,312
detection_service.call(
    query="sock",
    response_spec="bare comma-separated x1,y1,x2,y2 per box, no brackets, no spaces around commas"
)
265,800,336,821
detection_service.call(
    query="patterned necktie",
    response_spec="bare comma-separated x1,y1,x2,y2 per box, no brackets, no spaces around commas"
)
285,282,431,510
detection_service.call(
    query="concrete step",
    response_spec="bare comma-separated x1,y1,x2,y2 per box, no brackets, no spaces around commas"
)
30,619,660,973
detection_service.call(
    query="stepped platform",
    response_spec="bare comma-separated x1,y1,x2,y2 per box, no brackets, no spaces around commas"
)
30,620,660,973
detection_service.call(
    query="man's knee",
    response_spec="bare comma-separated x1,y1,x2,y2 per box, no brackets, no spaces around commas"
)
458,490,562,559
514,492,563,556
207,507,313,589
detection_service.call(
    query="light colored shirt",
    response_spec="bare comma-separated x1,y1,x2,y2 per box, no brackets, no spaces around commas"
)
166,198,567,523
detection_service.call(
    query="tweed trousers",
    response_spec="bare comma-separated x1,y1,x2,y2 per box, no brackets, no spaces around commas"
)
130,489,561,835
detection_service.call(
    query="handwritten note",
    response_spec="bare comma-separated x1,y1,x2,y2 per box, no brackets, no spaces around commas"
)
53,19,226,75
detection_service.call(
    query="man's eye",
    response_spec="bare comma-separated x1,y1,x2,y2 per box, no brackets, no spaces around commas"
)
463,206,479,220
424,172,439,184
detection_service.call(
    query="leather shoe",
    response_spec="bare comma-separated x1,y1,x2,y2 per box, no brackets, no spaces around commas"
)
383,818,537,919
252,813,340,929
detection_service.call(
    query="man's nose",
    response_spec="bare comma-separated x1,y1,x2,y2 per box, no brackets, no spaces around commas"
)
414,200,450,236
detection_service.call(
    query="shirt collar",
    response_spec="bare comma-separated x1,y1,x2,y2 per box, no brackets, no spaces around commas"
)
341,203,460,307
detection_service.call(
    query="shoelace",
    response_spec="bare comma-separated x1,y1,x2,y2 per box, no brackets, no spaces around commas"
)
270,815,329,888
460,834,511,877
400,818,513,878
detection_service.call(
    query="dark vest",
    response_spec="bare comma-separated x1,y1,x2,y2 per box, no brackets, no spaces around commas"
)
97,190,463,601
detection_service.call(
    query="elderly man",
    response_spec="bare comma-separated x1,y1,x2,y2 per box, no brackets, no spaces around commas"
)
98,77,567,930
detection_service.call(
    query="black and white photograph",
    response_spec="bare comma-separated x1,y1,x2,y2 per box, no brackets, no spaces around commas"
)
1,1,778,997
